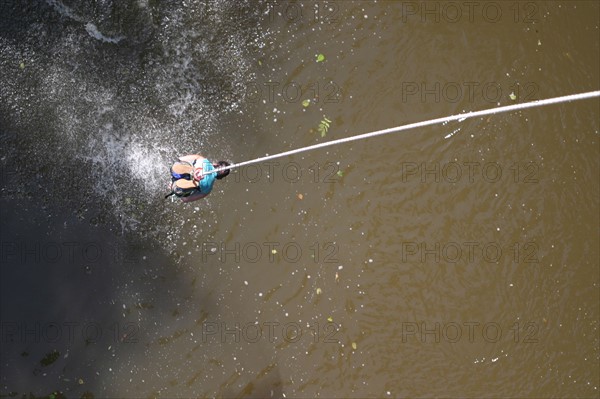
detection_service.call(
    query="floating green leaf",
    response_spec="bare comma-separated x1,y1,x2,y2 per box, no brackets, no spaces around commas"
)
337,170,344,177
19,62,25,69
316,53,325,62
302,99,311,108
509,92,517,101
317,116,332,137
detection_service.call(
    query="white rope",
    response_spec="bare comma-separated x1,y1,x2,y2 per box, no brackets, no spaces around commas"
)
207,90,600,176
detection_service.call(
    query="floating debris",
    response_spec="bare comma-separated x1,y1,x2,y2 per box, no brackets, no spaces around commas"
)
40,350,60,367
318,117,332,137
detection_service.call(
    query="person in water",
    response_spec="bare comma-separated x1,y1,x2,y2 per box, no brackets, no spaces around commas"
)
167,154,230,202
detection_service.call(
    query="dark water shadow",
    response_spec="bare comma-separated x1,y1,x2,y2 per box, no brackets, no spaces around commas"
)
0,192,222,396
221,365,283,399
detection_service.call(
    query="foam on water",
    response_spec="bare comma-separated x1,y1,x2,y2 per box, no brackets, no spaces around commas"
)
84,23,124,44
45,0,83,22
444,127,461,139
46,0,126,44
125,141,172,195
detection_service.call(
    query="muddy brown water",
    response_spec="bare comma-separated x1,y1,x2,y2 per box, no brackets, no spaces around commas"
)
1,1,598,397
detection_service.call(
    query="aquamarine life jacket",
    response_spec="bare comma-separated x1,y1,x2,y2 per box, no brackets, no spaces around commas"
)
195,158,216,195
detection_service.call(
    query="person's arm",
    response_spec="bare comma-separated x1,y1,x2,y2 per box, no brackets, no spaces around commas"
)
179,154,206,163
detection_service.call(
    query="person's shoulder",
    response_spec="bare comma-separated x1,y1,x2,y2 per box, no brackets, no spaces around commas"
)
191,156,209,166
